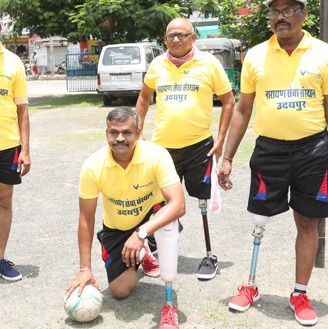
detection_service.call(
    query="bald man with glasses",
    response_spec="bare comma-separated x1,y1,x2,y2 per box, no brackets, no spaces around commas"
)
136,17,235,281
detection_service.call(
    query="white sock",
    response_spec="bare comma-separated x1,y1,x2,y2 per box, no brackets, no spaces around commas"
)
293,283,307,296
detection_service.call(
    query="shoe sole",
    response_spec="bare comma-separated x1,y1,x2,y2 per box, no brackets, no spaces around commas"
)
142,270,160,278
0,273,22,282
229,294,260,312
289,302,318,326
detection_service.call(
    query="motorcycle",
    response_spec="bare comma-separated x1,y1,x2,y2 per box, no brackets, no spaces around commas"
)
24,63,33,76
55,61,66,74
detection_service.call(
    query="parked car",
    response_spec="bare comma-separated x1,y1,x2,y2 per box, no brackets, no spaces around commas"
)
96,43,165,106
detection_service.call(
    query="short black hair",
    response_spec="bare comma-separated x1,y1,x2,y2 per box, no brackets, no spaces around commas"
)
106,107,139,129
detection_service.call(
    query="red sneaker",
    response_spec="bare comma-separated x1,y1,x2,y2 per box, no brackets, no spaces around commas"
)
142,242,160,278
158,304,179,329
289,293,318,325
229,285,260,311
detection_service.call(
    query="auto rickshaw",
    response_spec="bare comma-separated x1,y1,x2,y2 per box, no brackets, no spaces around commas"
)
194,37,247,96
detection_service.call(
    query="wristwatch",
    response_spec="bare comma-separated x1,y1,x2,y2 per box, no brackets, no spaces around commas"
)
135,227,147,240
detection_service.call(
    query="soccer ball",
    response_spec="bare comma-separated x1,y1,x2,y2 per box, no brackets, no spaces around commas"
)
64,284,103,322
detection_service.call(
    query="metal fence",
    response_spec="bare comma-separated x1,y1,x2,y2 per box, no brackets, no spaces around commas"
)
66,52,99,92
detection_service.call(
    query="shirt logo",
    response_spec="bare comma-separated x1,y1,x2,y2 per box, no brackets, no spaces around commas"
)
0,89,8,96
133,181,154,190
299,68,321,79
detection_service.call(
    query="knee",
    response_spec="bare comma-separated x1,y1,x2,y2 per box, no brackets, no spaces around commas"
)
251,213,271,227
109,282,135,299
109,268,137,299
0,188,13,209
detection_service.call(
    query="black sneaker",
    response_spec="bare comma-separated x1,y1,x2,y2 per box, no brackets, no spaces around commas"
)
147,236,157,254
178,220,183,233
197,255,218,280
0,259,22,282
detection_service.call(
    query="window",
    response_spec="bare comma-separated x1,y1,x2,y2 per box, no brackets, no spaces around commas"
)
102,46,141,66
145,47,154,64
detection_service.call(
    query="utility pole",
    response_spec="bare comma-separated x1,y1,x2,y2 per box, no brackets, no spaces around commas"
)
320,0,328,41
315,0,328,269
49,36,55,76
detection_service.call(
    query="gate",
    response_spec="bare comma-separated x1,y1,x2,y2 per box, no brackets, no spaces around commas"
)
66,52,99,92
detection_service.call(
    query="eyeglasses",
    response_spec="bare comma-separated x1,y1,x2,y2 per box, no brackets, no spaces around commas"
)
268,7,302,19
165,33,193,41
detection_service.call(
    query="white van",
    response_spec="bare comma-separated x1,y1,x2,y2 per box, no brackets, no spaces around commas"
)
97,43,165,106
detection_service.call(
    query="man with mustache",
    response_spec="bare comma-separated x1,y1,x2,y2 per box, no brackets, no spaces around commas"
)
218,0,328,326
66,107,185,328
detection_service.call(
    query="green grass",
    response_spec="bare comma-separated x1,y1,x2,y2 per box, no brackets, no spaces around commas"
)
29,94,103,110
28,94,142,111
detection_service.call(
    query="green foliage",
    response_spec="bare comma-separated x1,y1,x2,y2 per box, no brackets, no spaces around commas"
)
68,0,191,44
0,0,320,46
218,0,320,48
0,0,84,38
191,0,220,18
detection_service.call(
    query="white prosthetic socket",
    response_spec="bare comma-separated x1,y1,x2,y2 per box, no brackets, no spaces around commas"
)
248,213,271,286
154,220,179,306
252,213,271,227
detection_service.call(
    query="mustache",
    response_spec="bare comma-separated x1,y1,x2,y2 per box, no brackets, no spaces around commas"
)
275,21,290,28
113,141,129,146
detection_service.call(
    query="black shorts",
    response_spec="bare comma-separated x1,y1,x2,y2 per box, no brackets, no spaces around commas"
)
0,146,22,185
248,130,328,218
167,136,213,200
97,202,164,284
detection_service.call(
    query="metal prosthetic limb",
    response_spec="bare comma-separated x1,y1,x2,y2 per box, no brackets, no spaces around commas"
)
199,199,212,257
165,281,173,307
248,225,265,286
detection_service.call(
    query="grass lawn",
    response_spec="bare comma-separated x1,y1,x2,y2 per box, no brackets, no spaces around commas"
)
28,94,103,110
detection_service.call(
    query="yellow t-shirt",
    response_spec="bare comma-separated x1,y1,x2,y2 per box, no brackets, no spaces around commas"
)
144,48,232,148
0,44,28,151
79,140,180,230
242,31,328,140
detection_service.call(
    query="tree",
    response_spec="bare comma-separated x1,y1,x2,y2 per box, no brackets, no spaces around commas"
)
218,0,320,48
0,0,194,44
68,0,194,44
0,0,84,39
0,0,320,47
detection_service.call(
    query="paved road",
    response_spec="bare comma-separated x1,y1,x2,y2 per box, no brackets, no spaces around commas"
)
27,79,96,98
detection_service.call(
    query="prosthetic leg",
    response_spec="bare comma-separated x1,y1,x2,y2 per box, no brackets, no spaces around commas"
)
228,214,270,311
197,199,218,280
154,221,179,328
247,214,271,286
248,225,265,286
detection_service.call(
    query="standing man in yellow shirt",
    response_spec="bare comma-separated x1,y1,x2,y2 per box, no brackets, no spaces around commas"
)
0,23,31,282
136,17,235,280
219,0,328,325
